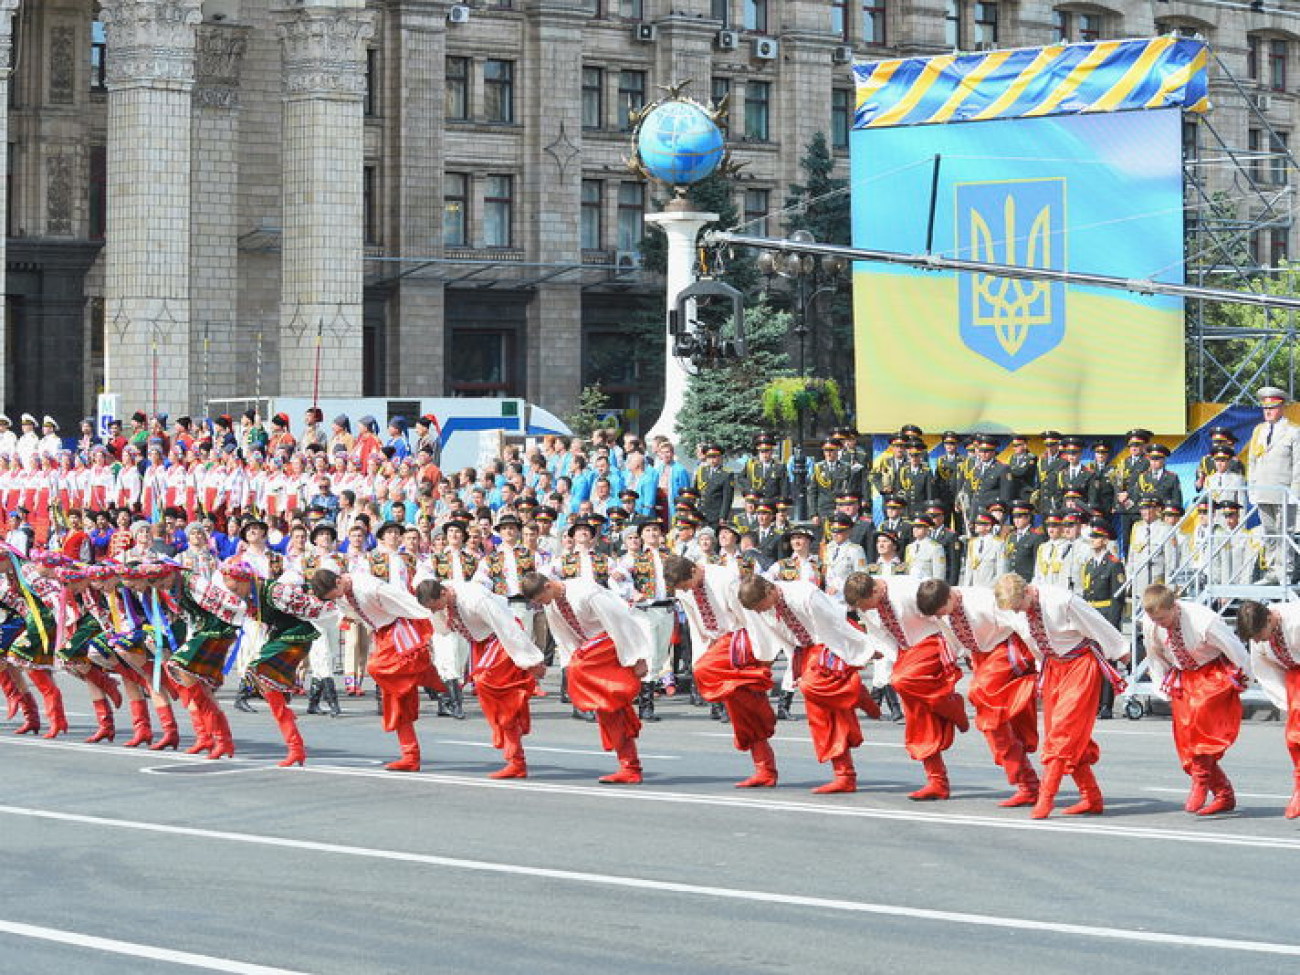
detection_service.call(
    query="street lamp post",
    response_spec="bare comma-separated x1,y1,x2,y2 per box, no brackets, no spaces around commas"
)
758,230,845,522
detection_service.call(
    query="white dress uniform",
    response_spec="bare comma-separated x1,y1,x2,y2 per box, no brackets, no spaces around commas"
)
904,536,946,580
1247,408,1300,576
823,539,868,600
960,534,1006,588
1033,538,1075,589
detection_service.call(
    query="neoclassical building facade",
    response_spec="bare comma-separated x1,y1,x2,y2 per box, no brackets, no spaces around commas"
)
0,0,1290,425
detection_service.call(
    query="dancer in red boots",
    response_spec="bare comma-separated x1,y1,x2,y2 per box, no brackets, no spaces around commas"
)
93,562,165,748
738,574,883,794
844,573,969,801
415,577,545,779
56,563,123,744
244,564,336,767
8,550,71,739
1238,599,1300,818
117,562,187,752
994,574,1128,820
915,578,1041,807
168,562,248,759
0,547,47,734
522,572,652,784
664,556,780,788
1142,584,1249,816
311,567,439,772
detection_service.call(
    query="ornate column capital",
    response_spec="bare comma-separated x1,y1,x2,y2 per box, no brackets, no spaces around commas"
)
99,0,203,91
195,24,250,110
274,4,376,101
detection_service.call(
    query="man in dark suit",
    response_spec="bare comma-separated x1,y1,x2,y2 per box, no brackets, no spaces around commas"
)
968,435,1010,516
695,444,734,525
742,433,787,500
1004,501,1044,580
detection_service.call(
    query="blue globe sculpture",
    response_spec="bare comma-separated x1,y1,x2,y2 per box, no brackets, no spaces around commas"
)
636,101,725,187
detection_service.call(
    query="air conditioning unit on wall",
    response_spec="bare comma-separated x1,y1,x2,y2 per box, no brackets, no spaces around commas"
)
633,23,658,43
716,29,740,51
753,37,779,60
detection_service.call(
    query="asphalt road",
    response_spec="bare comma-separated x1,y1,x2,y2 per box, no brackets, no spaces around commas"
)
1,675,1297,974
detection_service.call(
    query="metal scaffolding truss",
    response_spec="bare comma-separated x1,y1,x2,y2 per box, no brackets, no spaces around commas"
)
1186,49,1300,404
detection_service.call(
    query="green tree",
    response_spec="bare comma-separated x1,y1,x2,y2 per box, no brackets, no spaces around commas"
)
566,383,611,438
675,301,793,453
640,171,760,294
1195,260,1300,402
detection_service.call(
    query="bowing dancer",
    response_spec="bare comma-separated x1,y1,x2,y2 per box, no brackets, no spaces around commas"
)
738,574,884,794
664,555,780,788
843,572,969,801
1237,599,1300,818
994,573,1128,819
415,578,546,779
1141,584,1249,816
55,563,124,744
521,571,653,784
915,578,1040,807
310,567,441,772
7,550,71,738
242,562,337,767
167,562,247,759
114,562,189,751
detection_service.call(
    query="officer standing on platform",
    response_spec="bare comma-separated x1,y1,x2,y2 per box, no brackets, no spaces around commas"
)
933,431,966,521
743,433,788,501
925,501,963,585
1037,432,1068,512
1078,520,1126,719
808,438,853,526
1004,501,1044,581
1005,435,1038,504
834,427,872,506
1114,428,1152,553
967,435,1010,517
695,444,734,525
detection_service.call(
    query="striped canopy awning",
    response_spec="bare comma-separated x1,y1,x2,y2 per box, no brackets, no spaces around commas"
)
853,36,1209,129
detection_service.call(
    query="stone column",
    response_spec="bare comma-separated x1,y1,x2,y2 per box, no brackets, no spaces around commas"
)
388,0,445,396
100,0,203,417
0,0,18,412
274,1,375,399
191,23,250,407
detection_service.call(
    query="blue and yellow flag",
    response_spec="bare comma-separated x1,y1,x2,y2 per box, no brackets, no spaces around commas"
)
853,36,1209,129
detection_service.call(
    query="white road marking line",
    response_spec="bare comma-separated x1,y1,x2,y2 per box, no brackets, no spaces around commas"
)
1144,786,1292,801
0,804,1295,958
0,917,307,974
140,765,271,778
434,738,681,760
2,734,1297,851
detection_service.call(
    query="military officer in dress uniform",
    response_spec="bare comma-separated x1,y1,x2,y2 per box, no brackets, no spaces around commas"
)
1005,434,1039,504
830,490,876,557
925,501,962,585
1090,441,1117,519
1113,428,1152,552
733,490,762,532
823,513,869,600
1127,496,1174,595
1078,519,1127,718
1054,437,1097,511
967,435,1010,517
1037,431,1067,512
1195,426,1246,493
871,434,909,503
751,499,783,564
933,431,966,527
1004,501,1044,580
1130,443,1182,512
742,432,788,501
960,512,1006,587
878,495,911,550
897,440,936,517
808,438,853,525
694,444,734,525
1033,512,1076,589
1247,386,1300,582
834,426,872,506
905,514,947,580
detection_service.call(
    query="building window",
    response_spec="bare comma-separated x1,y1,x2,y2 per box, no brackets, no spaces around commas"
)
744,81,770,141
1248,35,1261,81
1272,131,1289,186
1182,118,1199,162
363,165,380,246
582,67,603,130
617,181,644,252
581,180,604,251
484,59,514,123
832,88,851,149
444,172,468,247
1054,10,1069,43
1078,13,1101,42
945,0,963,50
743,188,770,237
711,0,730,25
1270,39,1288,92
711,76,731,111
831,0,847,38
619,0,644,19
1271,226,1290,266
91,21,107,91
1249,128,1264,185
448,331,513,396
743,0,768,33
89,145,107,240
446,57,469,120
484,175,513,247
974,2,997,46
618,70,646,131
365,49,379,117
862,1,886,44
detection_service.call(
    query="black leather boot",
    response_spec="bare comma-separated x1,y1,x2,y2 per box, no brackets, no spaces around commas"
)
305,679,323,715
234,674,259,713
776,691,794,721
448,679,466,720
639,681,660,722
559,670,571,704
321,677,342,717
